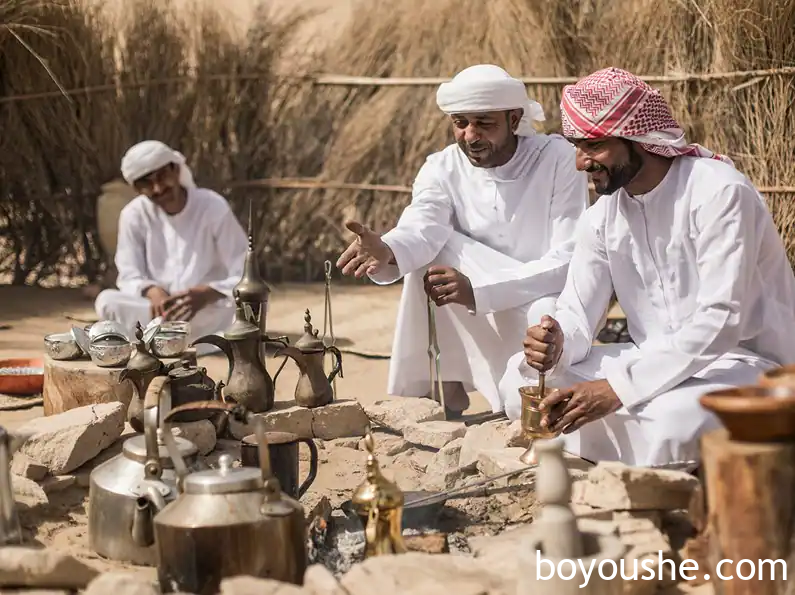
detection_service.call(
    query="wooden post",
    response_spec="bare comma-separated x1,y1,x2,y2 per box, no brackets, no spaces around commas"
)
701,429,795,594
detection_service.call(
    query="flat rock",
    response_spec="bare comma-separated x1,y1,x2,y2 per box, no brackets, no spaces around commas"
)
83,572,159,595
422,438,466,491
458,421,514,469
340,552,508,595
11,453,48,481
40,475,77,494
303,564,348,595
228,404,314,440
424,438,462,474
219,576,305,595
574,462,700,511
17,402,126,475
12,474,49,506
311,400,369,440
362,399,444,434
477,447,529,477
172,420,217,455
403,420,466,449
0,547,98,589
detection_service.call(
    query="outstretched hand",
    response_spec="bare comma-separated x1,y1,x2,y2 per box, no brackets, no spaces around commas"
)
336,220,396,278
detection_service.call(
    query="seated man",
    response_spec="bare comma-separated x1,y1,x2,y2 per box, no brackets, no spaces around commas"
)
336,64,590,418
95,140,249,344
503,67,795,466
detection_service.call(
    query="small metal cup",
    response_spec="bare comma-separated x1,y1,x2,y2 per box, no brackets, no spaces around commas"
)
519,385,558,440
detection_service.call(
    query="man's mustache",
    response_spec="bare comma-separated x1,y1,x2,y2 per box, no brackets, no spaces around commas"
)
586,163,607,173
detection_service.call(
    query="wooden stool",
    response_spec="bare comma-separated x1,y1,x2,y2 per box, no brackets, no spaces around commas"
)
701,428,795,594
42,349,197,416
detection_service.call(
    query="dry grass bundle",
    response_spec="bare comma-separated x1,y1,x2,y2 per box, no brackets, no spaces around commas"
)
296,0,795,263
0,0,793,285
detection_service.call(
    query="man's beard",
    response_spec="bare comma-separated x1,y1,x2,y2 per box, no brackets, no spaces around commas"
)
588,143,643,195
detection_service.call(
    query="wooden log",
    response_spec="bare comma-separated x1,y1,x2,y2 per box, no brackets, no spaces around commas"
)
43,355,134,416
42,349,196,416
701,428,795,594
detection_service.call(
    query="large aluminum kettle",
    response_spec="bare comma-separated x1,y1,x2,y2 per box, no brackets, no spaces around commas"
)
153,398,307,595
88,376,205,566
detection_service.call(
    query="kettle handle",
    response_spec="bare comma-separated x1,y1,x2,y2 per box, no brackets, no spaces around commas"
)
142,376,170,481
326,346,344,384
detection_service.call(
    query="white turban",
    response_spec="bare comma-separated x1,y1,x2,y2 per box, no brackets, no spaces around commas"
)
436,64,546,136
120,140,196,189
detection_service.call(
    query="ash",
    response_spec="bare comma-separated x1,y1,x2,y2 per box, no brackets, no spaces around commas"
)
311,512,472,576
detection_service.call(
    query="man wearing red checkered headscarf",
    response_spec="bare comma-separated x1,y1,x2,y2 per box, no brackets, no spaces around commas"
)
500,67,795,467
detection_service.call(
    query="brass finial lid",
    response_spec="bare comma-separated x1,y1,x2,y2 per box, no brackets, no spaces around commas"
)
351,428,404,514
233,198,271,309
127,322,161,374
224,297,261,340
294,309,324,352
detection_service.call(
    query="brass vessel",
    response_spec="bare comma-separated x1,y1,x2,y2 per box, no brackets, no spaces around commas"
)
192,298,287,413
351,430,407,558
120,322,166,431
518,382,558,465
234,199,271,340
277,309,343,408
519,385,557,441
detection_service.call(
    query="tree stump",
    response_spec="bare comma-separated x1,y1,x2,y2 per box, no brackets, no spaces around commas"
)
702,429,795,594
43,355,134,416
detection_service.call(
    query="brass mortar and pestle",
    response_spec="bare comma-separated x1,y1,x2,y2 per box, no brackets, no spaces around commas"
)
518,371,562,465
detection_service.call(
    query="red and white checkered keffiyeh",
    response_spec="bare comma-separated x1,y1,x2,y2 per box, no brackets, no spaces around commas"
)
560,67,733,166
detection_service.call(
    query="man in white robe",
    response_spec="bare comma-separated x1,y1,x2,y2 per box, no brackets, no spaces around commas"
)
336,64,590,418
502,67,795,466
95,140,248,345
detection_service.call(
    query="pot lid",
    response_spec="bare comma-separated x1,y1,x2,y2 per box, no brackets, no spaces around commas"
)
127,322,162,373
224,302,260,340
294,309,324,352
168,360,203,379
183,454,263,494
123,431,198,467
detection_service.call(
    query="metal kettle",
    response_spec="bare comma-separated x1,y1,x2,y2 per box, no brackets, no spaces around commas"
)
277,309,343,408
87,376,205,566
154,400,307,595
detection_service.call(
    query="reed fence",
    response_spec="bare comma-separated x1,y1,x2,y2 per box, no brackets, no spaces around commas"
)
1,0,793,286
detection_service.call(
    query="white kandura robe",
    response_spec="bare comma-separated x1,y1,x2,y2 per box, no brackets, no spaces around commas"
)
95,188,249,348
369,134,590,411
501,156,795,466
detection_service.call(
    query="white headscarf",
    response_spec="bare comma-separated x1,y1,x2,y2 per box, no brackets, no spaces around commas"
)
436,64,546,136
120,140,196,189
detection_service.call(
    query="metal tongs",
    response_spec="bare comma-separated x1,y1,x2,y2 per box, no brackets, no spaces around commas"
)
403,457,700,509
427,294,447,417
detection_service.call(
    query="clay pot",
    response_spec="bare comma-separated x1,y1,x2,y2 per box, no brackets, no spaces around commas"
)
0,358,44,395
758,364,795,389
700,385,795,442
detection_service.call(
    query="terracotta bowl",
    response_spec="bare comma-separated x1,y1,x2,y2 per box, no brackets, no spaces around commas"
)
0,357,45,396
759,365,795,389
700,385,795,442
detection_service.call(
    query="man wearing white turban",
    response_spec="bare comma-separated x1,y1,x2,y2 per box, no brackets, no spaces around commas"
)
336,64,590,419
94,140,248,347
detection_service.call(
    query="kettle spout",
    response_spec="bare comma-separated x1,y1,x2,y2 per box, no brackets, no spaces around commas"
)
275,345,308,374
131,493,158,547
